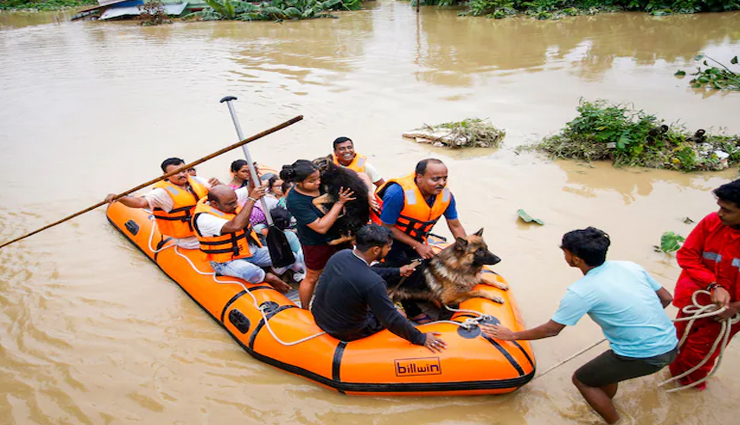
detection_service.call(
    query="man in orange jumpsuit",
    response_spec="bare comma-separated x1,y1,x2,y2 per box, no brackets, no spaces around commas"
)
670,179,740,389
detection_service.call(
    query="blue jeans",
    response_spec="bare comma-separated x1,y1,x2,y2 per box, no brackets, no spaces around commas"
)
211,245,275,284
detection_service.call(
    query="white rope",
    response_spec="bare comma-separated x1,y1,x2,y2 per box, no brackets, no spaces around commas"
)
172,246,326,346
147,215,176,253
659,290,739,392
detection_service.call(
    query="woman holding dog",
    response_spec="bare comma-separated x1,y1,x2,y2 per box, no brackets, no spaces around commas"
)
280,160,356,309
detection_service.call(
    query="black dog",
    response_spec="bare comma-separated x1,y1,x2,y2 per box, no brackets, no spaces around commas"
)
312,156,370,245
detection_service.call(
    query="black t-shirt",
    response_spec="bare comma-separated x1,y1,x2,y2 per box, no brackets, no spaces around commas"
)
285,189,339,246
311,250,425,345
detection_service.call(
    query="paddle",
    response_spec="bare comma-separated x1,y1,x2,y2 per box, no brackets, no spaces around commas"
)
220,96,295,269
0,115,304,250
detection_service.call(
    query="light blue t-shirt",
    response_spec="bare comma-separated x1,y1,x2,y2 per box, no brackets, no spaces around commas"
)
551,261,678,358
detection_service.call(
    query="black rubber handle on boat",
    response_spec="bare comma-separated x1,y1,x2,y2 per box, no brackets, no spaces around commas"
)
220,96,237,103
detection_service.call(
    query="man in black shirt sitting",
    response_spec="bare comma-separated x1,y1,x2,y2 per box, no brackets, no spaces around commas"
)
311,224,446,352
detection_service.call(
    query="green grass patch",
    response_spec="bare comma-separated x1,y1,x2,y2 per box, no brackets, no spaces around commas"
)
401,0,739,20
0,0,97,11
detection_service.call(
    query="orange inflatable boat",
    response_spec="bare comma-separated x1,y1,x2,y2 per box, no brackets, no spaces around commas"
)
107,202,536,396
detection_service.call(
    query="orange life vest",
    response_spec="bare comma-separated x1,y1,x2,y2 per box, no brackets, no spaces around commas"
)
371,173,452,242
151,177,208,239
332,153,367,173
192,198,262,263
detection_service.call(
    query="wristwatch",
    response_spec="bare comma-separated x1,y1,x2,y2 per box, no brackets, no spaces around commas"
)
706,282,724,292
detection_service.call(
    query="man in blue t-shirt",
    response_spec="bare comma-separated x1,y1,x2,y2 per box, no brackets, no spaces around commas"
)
374,158,467,322
482,227,677,425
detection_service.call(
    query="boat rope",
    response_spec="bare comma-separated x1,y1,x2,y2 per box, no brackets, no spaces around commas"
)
532,338,606,381
430,305,492,330
659,290,739,393
172,246,326,346
147,215,176,253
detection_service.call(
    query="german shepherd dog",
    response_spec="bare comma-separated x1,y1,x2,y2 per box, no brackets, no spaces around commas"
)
311,156,370,245
391,229,508,307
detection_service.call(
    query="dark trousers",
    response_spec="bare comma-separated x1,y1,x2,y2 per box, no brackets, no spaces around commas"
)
384,241,424,318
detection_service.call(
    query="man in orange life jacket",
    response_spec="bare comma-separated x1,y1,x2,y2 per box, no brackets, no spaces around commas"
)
669,179,740,390
371,158,467,322
332,137,385,188
105,157,217,249
192,185,292,293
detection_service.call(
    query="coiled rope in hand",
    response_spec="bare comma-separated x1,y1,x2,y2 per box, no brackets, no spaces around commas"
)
659,290,739,392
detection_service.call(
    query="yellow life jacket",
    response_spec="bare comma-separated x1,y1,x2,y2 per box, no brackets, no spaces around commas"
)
192,198,262,263
151,176,208,239
370,173,451,242
332,153,367,173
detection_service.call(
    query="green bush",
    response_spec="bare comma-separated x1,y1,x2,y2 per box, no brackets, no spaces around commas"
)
184,0,359,21
526,99,740,172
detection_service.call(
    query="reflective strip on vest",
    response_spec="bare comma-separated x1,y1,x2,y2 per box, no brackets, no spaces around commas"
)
442,188,450,202
733,258,740,270
703,252,722,262
165,185,180,197
404,189,417,206
357,157,366,168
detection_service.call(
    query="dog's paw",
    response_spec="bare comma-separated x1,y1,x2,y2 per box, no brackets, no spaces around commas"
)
495,282,509,291
489,295,505,304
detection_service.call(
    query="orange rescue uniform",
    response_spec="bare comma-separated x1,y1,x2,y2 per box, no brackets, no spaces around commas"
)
370,173,451,243
192,198,262,263
151,177,208,239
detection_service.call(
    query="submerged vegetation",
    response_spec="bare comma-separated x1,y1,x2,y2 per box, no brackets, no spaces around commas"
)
183,0,362,21
407,0,739,20
655,231,685,253
676,54,740,92
524,100,740,172
402,118,506,148
0,0,96,11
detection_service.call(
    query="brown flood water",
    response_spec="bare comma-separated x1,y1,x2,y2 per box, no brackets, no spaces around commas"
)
1,4,739,424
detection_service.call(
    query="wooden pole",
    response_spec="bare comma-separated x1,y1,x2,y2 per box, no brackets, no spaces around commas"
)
0,115,304,249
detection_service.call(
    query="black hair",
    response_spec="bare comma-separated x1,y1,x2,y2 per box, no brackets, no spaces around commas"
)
415,158,444,176
714,179,740,208
280,160,318,183
270,207,293,231
281,180,293,194
231,159,249,173
267,176,280,194
355,224,393,252
333,137,353,150
207,191,219,204
161,157,185,172
560,227,611,267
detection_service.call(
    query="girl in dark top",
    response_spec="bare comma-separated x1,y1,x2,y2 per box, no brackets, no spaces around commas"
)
280,160,355,309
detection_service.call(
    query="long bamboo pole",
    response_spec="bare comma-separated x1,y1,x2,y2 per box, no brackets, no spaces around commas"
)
0,115,304,249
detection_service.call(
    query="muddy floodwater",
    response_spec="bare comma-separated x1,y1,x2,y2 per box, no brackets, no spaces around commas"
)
1,4,739,424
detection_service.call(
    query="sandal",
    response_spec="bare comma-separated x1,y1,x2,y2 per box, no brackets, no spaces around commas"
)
410,313,434,325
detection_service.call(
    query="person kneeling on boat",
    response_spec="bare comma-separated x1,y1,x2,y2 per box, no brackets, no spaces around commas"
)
311,224,446,352
192,185,292,293
482,227,677,425
105,157,219,250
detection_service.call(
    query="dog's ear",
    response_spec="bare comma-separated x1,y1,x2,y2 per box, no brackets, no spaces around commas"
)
474,228,484,237
454,237,468,251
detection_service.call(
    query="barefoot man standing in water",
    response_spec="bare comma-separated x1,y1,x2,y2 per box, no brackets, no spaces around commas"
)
483,227,677,424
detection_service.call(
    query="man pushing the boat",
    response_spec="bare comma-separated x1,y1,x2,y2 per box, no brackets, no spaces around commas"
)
311,224,446,352
192,185,292,293
482,227,677,424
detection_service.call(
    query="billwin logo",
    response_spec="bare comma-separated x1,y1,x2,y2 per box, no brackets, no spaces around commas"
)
394,357,442,377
